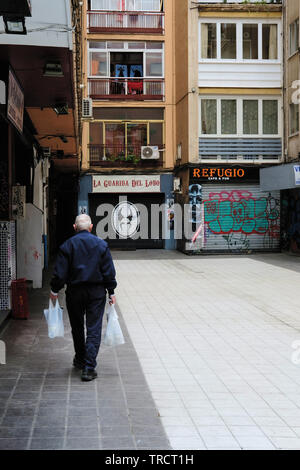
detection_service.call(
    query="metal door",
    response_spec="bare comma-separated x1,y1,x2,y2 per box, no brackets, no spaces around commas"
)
89,193,165,249
200,184,280,252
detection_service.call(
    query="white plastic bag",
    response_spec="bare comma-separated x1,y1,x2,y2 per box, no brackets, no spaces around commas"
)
103,304,125,347
44,300,64,339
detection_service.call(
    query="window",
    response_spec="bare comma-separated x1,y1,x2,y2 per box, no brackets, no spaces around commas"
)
145,52,163,76
89,41,164,78
221,100,237,134
201,100,217,134
221,24,236,59
200,21,280,61
290,103,299,135
200,97,280,137
262,24,278,60
243,100,258,134
89,120,164,160
263,100,278,134
243,24,258,60
201,24,217,59
290,19,299,56
91,0,161,11
90,52,108,76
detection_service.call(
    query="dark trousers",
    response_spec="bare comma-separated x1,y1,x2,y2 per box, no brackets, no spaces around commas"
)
66,285,106,370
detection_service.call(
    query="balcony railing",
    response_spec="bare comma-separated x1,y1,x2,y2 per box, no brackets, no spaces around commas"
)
88,78,164,100
89,144,164,167
87,10,164,34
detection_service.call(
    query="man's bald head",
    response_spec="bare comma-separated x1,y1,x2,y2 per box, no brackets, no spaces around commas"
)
74,214,93,232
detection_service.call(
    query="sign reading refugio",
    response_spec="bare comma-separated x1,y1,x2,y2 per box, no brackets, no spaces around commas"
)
92,175,161,193
190,166,260,183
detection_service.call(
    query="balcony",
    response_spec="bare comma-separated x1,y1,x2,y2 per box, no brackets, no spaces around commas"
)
87,10,164,34
88,77,164,100
199,138,282,162
89,144,164,168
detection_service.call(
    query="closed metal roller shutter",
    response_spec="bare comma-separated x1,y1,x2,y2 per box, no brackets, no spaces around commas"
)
201,184,280,252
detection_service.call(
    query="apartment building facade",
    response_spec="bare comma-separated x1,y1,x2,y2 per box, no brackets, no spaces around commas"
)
78,0,176,249
261,0,300,254
175,0,283,254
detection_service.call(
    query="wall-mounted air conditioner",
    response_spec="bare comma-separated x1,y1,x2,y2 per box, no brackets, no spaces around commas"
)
82,98,93,119
141,146,160,160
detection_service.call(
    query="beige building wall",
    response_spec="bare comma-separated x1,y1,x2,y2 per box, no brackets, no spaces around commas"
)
285,0,300,161
174,0,199,166
80,0,176,172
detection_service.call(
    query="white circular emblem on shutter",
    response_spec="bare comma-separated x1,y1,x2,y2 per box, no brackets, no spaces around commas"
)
112,201,140,239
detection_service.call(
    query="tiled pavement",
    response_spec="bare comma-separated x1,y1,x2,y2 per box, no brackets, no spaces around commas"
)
0,270,171,450
1,251,300,450
112,251,300,450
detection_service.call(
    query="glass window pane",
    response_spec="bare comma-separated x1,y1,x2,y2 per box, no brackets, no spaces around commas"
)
201,24,217,59
201,100,217,135
107,41,125,49
263,100,278,134
290,19,299,56
146,42,163,49
149,122,163,145
243,101,258,134
243,24,258,59
145,53,163,76
127,123,147,156
128,42,146,49
90,52,107,76
221,100,237,134
221,24,236,59
262,24,278,60
105,123,125,159
89,41,106,49
290,103,299,135
135,0,160,11
90,122,103,144
91,0,121,10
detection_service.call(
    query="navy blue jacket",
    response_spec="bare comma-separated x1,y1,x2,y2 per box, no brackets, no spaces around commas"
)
50,230,117,295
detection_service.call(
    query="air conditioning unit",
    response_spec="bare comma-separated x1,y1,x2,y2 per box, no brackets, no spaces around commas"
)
82,98,93,119
141,146,159,160
42,147,51,158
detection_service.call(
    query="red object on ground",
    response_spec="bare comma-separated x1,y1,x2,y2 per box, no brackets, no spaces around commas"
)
11,279,29,319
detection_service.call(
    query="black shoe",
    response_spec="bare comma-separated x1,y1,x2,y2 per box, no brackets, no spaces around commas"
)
81,367,97,382
73,357,85,370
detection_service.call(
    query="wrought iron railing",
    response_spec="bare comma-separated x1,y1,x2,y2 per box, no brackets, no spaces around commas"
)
88,78,164,100
87,10,164,34
89,144,164,167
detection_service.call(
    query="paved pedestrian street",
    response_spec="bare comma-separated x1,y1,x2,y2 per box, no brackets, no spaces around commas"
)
1,251,300,450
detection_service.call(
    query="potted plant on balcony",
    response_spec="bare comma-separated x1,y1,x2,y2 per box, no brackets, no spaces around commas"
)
127,154,140,166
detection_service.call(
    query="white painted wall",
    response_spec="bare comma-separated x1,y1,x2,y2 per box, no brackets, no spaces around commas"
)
198,62,282,88
17,204,44,288
0,0,72,50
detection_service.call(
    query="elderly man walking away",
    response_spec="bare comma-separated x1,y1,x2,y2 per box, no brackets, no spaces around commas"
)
49,214,117,382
